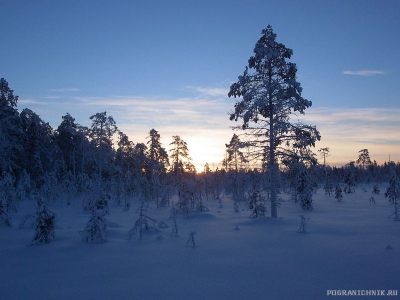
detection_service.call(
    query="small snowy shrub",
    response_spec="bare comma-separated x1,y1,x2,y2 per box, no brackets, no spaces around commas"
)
0,198,12,226
372,185,380,194
335,185,343,202
385,171,399,220
169,203,179,237
297,164,313,210
248,185,266,218
323,181,333,197
186,231,196,248
31,198,56,245
176,181,194,217
297,215,309,233
343,170,355,194
196,197,209,212
128,202,160,240
80,194,110,243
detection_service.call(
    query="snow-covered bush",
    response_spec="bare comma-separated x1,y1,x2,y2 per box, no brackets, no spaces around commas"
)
248,183,267,218
385,171,399,220
80,193,110,243
297,164,313,210
323,181,334,197
176,181,194,217
0,197,12,226
128,202,161,240
0,173,18,215
372,185,380,194
335,185,343,202
169,203,179,237
297,215,308,233
31,198,56,245
186,231,196,248
343,170,355,194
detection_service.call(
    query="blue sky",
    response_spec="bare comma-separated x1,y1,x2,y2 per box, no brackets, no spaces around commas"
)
2,0,399,170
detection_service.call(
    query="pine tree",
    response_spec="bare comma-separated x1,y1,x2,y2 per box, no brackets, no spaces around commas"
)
385,171,399,220
0,78,24,183
80,193,110,243
128,202,160,240
248,176,267,218
169,203,179,237
318,147,330,166
335,185,343,202
31,198,56,245
297,163,313,210
169,135,191,178
343,168,355,194
228,25,320,218
89,112,118,182
356,149,372,170
145,129,168,202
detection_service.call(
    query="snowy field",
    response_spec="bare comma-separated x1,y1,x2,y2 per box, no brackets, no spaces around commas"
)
1,185,399,300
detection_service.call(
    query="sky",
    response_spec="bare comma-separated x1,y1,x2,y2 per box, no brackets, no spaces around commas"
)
2,0,399,171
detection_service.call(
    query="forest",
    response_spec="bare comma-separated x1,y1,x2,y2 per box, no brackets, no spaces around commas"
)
1,76,399,239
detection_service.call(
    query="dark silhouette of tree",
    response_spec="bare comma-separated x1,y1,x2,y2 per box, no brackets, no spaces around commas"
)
318,147,330,166
356,149,372,169
169,135,191,177
0,78,24,179
89,112,118,181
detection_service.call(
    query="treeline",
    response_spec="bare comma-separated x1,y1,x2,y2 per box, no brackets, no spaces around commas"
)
1,78,399,214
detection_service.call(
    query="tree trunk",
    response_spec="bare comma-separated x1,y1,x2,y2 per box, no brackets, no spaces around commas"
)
269,118,278,218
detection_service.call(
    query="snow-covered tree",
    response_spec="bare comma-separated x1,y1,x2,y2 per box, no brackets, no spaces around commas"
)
323,180,334,197
56,113,84,181
31,197,56,245
297,215,308,233
335,184,343,202
89,112,118,182
372,184,380,194
0,78,24,181
356,149,372,170
385,171,399,220
145,129,168,202
343,167,356,194
176,180,194,217
0,197,12,226
169,135,191,178
80,193,110,243
225,134,247,171
20,108,56,185
318,147,330,166
247,176,267,218
169,203,179,237
128,202,161,240
186,231,196,248
296,163,313,210
228,25,320,218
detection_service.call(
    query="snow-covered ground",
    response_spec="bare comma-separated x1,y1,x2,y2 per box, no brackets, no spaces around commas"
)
1,186,399,300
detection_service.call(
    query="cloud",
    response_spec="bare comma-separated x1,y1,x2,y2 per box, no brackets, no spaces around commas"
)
342,70,386,76
18,98,47,106
49,88,80,92
298,107,400,165
184,86,229,97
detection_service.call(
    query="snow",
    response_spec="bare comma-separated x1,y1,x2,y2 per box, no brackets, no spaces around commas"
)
1,186,399,300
